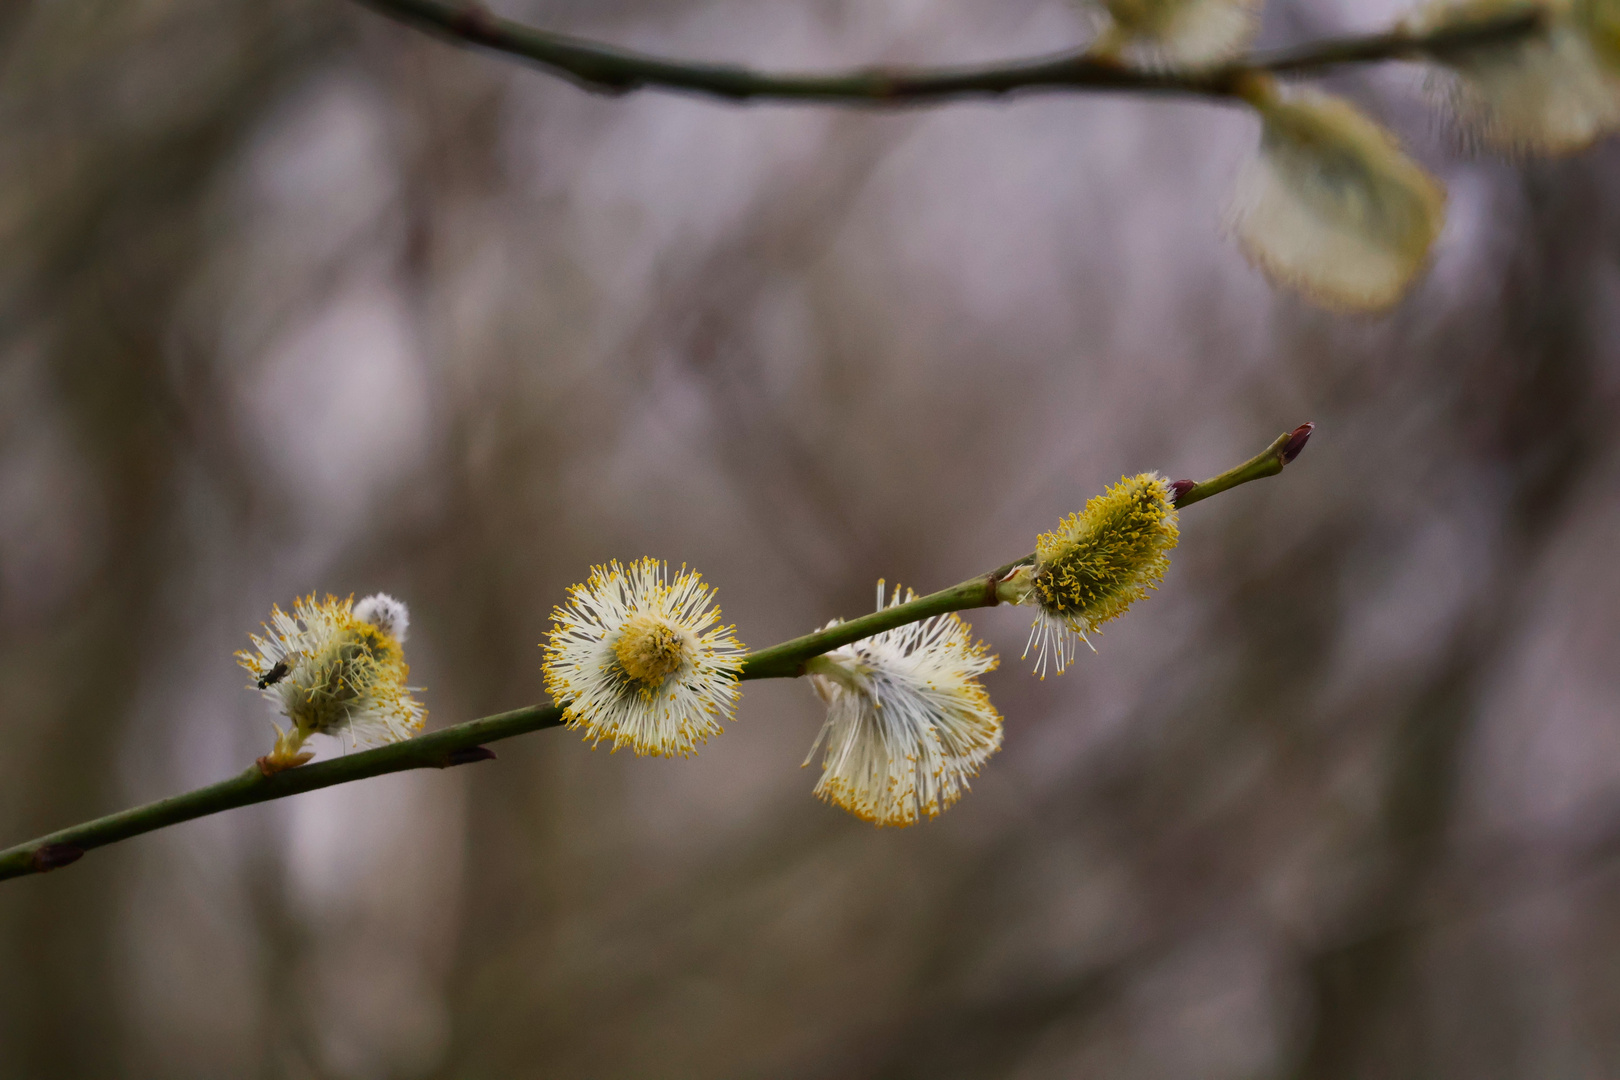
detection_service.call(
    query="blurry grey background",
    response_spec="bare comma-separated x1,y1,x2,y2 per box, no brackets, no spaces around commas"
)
2,0,1619,1076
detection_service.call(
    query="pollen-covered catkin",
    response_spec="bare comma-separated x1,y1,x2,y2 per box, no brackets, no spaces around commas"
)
542,558,746,757
804,583,1002,827
236,593,425,773
1022,472,1180,677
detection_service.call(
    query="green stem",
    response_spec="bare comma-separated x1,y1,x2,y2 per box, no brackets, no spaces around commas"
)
739,576,999,680
0,426,1310,882
1174,422,1312,509
0,705,563,881
354,0,1542,105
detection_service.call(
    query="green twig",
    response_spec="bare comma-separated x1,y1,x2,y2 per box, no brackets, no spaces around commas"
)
0,705,562,881
353,0,1542,105
0,425,1311,883
739,576,1001,680
1174,421,1313,509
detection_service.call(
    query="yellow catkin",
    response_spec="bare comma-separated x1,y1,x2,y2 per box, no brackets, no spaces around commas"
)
237,593,424,772
1033,472,1180,632
288,619,401,735
613,614,690,688
804,585,1002,827
542,558,745,757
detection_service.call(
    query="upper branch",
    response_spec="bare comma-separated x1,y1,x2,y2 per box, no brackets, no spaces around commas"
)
355,0,1543,105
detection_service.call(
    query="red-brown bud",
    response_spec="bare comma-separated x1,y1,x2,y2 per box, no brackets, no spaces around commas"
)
1281,422,1314,464
32,843,84,872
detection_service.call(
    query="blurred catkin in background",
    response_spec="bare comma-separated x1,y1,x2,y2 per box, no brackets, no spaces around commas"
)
2,0,1620,1077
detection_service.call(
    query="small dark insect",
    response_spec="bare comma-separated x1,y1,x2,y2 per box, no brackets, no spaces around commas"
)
257,660,290,689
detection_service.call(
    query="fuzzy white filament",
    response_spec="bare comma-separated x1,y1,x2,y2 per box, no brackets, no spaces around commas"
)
1088,0,1261,65
543,558,746,757
236,593,426,770
804,583,1002,827
1024,608,1092,680
354,592,410,642
1230,83,1446,311
1411,0,1620,154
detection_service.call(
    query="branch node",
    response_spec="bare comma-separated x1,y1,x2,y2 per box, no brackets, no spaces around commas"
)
445,745,498,767
32,844,84,872
448,2,496,41
256,752,313,777
982,573,1002,607
577,71,643,96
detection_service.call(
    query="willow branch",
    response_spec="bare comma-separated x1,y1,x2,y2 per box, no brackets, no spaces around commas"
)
1174,421,1313,508
0,424,1312,882
742,422,1313,677
353,0,1542,104
0,706,562,882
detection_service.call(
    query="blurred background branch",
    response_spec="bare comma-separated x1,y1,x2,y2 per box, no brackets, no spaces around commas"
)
355,0,1542,103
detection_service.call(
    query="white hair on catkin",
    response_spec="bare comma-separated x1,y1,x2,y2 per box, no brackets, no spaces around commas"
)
1108,0,1261,65
355,593,410,642
1410,0,1620,156
1229,87,1446,312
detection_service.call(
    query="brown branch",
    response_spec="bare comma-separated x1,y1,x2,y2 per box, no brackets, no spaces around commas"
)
352,0,1543,105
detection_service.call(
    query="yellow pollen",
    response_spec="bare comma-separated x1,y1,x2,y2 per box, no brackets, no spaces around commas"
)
614,615,690,687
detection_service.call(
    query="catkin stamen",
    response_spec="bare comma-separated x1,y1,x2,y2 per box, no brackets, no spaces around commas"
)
614,615,692,687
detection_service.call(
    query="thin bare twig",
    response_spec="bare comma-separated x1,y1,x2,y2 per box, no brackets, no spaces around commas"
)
352,0,1542,105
